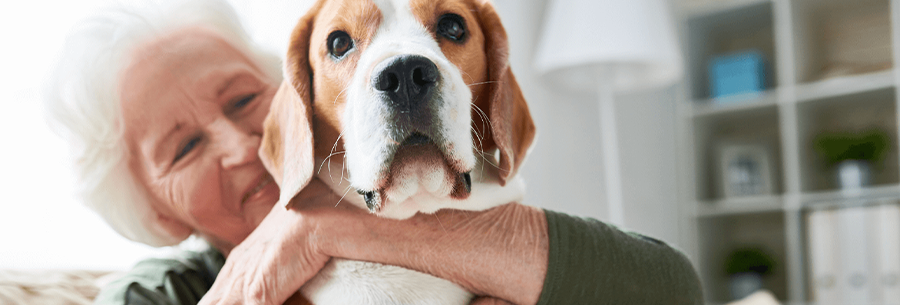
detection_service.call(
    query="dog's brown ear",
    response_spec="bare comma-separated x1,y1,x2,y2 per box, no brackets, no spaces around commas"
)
476,1,536,185
260,81,314,208
259,3,323,208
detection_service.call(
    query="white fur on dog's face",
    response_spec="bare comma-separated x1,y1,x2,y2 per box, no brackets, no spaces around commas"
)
296,0,528,219
331,0,478,214
344,0,474,189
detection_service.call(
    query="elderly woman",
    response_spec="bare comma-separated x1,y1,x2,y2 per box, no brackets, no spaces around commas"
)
45,0,702,304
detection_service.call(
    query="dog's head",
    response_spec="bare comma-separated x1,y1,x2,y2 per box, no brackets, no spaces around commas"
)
260,0,534,215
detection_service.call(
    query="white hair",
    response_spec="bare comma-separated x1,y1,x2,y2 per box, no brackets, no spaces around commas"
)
44,0,282,247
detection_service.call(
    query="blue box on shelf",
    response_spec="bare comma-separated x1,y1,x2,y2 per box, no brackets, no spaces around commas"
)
709,50,767,101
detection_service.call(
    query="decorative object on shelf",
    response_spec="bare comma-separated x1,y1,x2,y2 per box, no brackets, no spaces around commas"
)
534,0,682,225
725,247,776,301
813,129,889,193
718,142,774,198
709,50,767,101
814,2,892,81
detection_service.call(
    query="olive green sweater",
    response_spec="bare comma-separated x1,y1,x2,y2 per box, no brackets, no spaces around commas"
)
94,210,703,305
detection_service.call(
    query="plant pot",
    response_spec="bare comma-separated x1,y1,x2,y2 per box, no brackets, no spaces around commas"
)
836,159,872,192
729,272,763,300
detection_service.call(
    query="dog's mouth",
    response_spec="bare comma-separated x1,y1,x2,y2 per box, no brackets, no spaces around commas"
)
356,132,471,213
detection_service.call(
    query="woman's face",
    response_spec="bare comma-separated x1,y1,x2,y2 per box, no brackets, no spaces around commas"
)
120,27,280,251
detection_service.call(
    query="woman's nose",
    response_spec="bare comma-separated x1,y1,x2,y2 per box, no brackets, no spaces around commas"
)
212,118,261,169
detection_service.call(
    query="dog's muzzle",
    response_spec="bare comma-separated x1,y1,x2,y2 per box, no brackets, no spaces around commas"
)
355,55,472,213
356,132,473,213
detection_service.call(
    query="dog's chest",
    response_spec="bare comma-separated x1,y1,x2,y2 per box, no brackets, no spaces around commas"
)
301,259,472,305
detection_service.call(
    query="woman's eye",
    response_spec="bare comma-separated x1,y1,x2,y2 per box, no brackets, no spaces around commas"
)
233,93,256,110
174,136,201,163
437,14,467,42
328,31,354,58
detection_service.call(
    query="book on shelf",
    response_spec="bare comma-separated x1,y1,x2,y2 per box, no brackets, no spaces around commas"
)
836,206,876,303
807,208,839,304
808,203,900,304
875,203,900,302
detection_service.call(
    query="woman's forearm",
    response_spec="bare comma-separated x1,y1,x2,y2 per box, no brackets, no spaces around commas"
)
313,203,548,305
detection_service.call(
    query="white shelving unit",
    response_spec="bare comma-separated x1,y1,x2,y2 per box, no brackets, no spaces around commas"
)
676,0,900,303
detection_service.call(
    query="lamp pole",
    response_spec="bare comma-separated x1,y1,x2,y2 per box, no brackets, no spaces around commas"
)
598,71,625,226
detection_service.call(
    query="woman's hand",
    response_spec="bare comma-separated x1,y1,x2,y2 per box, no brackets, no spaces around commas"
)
198,179,340,305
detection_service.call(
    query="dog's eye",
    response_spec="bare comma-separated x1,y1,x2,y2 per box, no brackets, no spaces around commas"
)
328,31,354,58
437,14,467,42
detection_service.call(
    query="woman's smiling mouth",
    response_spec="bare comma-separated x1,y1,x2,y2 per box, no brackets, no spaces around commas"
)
242,173,276,206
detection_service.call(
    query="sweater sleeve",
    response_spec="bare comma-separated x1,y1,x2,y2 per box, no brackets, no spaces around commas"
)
536,209,703,305
93,248,225,305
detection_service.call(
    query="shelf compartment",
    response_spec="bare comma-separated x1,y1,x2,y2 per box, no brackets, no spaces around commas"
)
694,104,784,200
796,87,899,192
790,0,893,84
698,211,788,302
686,0,776,100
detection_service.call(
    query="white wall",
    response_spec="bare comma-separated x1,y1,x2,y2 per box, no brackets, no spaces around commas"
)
493,0,686,248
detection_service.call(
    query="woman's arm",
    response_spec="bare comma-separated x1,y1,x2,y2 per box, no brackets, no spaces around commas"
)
94,248,224,305
537,210,703,304
198,179,546,305
200,178,702,305
312,205,703,305
311,200,549,304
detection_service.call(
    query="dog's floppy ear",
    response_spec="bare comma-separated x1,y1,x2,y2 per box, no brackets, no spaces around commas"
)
259,3,323,208
260,81,314,208
476,0,536,185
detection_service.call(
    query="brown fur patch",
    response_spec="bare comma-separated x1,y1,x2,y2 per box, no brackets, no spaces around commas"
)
409,0,494,153
307,0,383,158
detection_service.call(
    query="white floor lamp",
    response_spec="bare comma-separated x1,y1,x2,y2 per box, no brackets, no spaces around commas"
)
534,0,683,226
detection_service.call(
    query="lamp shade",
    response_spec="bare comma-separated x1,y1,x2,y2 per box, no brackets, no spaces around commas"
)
534,0,683,93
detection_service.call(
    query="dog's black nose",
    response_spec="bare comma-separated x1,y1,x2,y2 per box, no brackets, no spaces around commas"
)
373,55,439,110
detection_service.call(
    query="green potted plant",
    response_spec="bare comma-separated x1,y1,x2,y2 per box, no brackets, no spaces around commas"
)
725,247,776,300
814,129,889,189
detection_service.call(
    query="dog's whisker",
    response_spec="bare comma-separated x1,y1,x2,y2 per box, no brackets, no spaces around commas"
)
470,99,490,152
470,103,494,154
469,125,483,142
465,80,500,87
433,214,448,233
473,149,501,171
332,86,350,105
334,185,354,208
470,101,492,131
324,131,347,181
470,127,484,151
341,152,347,185
330,131,345,157
460,70,476,85
318,151,347,175
470,130,486,161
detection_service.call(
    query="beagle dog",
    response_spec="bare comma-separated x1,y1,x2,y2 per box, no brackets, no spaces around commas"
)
260,0,535,303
